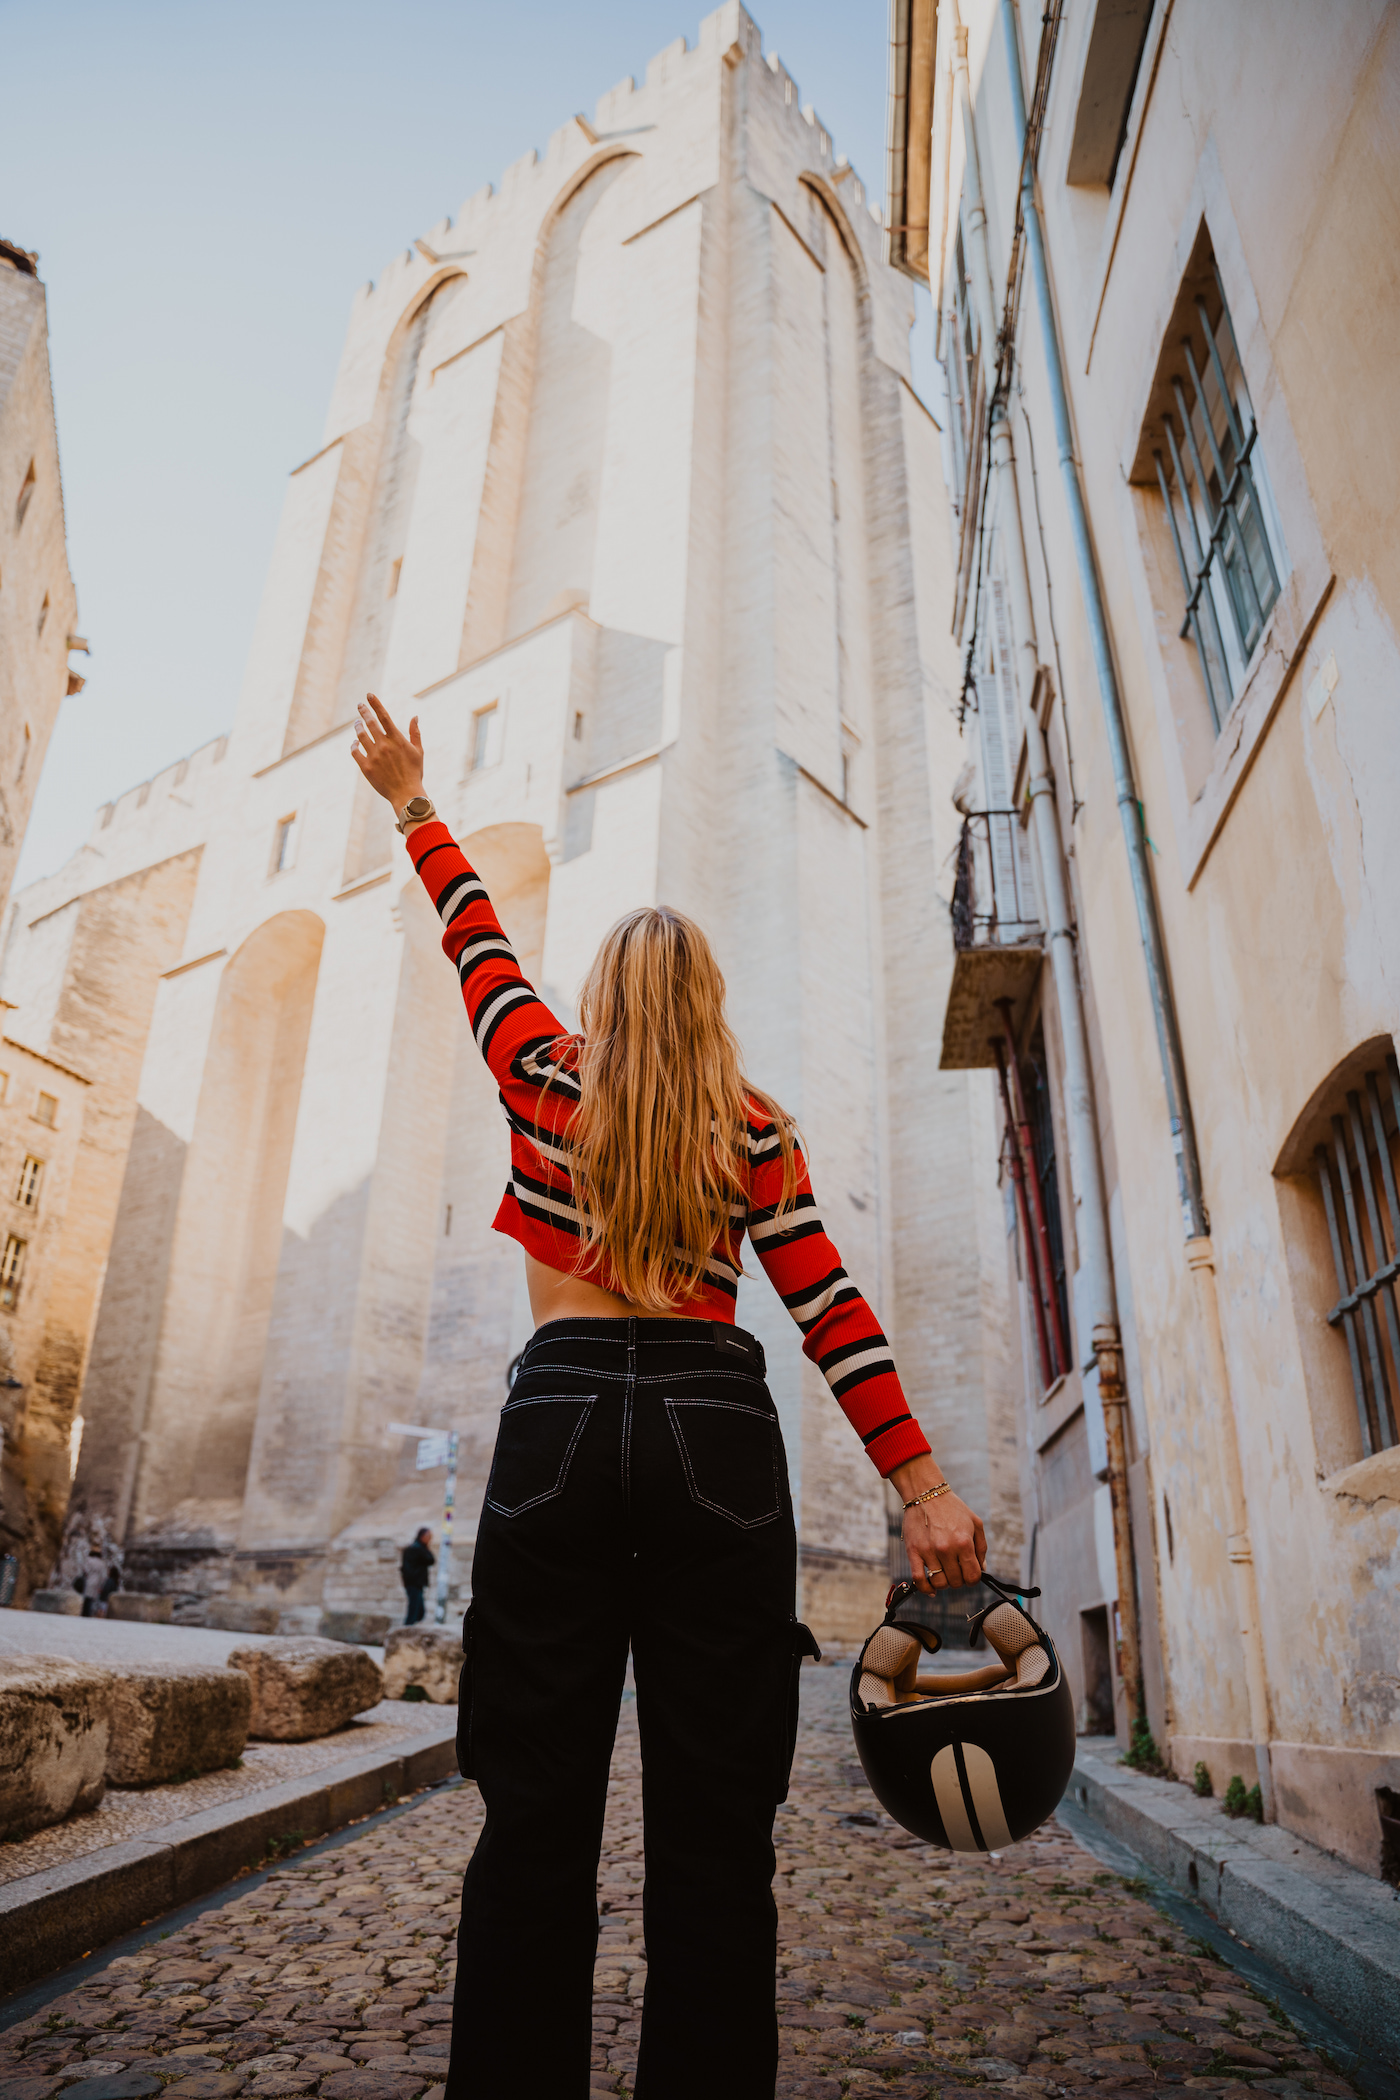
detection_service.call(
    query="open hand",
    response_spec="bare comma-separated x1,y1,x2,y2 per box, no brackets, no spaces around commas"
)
351,693,425,809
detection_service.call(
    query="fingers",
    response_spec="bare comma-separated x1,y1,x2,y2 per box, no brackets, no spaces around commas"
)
974,1517,988,1567
365,692,397,737
409,714,423,752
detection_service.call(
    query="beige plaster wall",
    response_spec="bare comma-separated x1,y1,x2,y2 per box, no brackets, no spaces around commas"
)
934,0,1400,1865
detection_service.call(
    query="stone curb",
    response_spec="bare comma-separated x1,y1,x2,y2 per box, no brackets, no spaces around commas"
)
1070,1742,1400,2064
0,1718,459,1993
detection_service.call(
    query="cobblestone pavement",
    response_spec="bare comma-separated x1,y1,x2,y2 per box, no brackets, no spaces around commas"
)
0,1666,1363,2100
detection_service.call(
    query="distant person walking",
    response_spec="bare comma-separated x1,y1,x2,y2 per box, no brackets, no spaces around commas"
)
401,1527,434,1626
79,1548,108,1618
353,696,986,2100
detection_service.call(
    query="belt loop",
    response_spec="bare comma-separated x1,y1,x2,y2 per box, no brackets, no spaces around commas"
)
627,1314,637,1380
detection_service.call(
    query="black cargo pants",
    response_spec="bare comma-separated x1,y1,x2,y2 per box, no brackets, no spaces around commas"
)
446,1316,817,2100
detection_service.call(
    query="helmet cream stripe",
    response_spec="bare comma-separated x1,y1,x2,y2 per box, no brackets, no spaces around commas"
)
959,1740,1014,1850
930,1744,979,1851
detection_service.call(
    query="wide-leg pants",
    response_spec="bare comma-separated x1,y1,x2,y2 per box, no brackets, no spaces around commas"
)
446,1316,815,2099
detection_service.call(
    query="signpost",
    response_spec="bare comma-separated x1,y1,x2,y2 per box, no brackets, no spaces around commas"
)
388,1421,461,1625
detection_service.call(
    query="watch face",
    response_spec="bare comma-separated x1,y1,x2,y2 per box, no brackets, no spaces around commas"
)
408,798,431,815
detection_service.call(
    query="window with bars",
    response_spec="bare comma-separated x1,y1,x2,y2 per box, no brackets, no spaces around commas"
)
1313,1052,1400,1459
0,1234,25,1310
1143,237,1285,735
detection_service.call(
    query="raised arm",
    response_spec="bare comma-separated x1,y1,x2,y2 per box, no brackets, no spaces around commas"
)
748,1115,987,1593
350,695,574,1110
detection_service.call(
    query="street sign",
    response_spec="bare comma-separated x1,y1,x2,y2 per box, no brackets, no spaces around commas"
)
415,1433,452,1471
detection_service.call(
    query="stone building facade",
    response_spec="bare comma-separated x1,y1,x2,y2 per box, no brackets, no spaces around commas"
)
0,237,90,1592
0,238,83,921
3,5,1021,1641
891,0,1400,1874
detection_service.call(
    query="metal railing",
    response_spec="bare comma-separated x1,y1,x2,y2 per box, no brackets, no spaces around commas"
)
1152,263,1281,734
1315,1053,1400,1457
951,810,1041,952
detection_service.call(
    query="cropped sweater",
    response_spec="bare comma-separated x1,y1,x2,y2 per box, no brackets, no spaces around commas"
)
410,822,931,1478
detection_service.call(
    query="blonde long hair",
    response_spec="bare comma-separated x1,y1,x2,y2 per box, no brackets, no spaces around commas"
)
550,906,799,1313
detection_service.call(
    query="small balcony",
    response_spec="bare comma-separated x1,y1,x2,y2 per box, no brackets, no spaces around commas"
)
940,811,1044,1070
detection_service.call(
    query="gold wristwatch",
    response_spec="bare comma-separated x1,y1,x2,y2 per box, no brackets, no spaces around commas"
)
395,795,436,835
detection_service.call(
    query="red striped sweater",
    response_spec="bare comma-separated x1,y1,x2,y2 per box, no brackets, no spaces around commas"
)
410,822,931,1478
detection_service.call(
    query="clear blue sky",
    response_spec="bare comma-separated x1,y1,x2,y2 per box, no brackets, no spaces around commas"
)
3,0,934,888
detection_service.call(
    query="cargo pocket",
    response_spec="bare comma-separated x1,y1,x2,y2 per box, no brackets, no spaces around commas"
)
666,1397,782,1527
457,1600,477,1781
485,1393,596,1517
778,1618,822,1802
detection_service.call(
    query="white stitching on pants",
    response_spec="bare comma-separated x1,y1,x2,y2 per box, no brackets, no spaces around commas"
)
485,1395,597,1516
664,1397,782,1529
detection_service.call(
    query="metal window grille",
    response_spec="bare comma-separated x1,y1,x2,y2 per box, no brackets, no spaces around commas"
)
1314,1054,1400,1457
15,1157,42,1209
951,812,1040,952
0,1234,26,1310
1152,262,1281,733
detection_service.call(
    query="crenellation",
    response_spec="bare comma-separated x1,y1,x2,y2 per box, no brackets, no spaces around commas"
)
500,147,539,193
593,77,636,131
645,35,689,88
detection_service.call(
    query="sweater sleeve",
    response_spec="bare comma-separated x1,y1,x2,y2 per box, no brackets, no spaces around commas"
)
408,821,578,1116
746,1119,932,1479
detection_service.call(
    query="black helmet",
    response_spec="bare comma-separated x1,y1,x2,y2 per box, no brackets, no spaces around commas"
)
848,1573,1075,1850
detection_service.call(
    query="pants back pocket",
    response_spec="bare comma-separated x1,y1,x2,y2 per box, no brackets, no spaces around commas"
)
666,1397,781,1527
486,1393,596,1517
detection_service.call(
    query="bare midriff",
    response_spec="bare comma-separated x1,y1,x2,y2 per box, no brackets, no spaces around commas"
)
524,1251,710,1330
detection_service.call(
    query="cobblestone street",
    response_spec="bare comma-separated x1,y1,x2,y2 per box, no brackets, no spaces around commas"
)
0,1668,1362,2100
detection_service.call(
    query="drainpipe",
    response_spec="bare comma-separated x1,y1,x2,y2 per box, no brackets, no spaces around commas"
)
996,997,1070,1378
998,0,1273,1808
993,1038,1054,1390
953,4,1142,1723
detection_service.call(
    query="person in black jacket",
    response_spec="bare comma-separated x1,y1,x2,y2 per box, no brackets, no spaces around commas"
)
401,1528,435,1625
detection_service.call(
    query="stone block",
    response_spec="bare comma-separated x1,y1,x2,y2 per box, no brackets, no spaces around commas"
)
319,1610,391,1647
0,1654,110,1838
382,1626,462,1704
104,1661,251,1786
31,1587,83,1615
108,1593,174,1624
202,1600,281,1634
227,1638,384,1741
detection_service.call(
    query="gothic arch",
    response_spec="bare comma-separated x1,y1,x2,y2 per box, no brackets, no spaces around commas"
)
798,174,874,297
504,154,639,640
127,910,326,1543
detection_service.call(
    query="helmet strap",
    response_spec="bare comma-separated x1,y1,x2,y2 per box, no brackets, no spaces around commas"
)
964,1569,1043,1648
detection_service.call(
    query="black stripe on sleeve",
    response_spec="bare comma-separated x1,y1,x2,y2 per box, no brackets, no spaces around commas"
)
859,1411,915,1449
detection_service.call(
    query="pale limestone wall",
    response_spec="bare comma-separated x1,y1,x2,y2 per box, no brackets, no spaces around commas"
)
0,1039,88,1586
0,849,201,1593
933,0,1400,1865
8,5,1013,1645
0,255,79,922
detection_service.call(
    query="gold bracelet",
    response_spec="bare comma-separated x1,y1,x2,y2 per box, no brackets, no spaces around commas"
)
903,1481,952,1512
